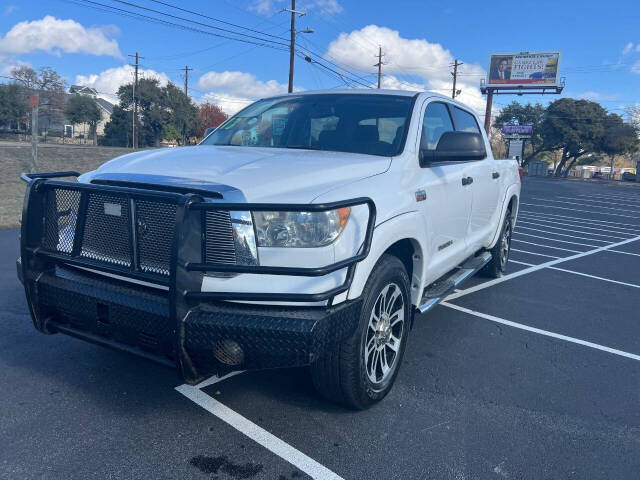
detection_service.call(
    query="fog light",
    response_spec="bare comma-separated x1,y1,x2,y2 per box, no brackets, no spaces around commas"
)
213,339,244,366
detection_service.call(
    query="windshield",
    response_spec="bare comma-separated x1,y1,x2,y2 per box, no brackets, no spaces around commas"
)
201,93,414,157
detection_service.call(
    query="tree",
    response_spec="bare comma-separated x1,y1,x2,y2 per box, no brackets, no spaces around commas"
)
100,105,131,147
540,98,608,176
11,66,67,134
65,95,102,145
103,79,201,147
0,83,27,130
493,101,546,165
198,102,228,136
600,114,639,179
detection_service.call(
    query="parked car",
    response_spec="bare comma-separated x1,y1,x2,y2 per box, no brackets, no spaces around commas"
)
622,172,637,182
592,171,604,179
18,90,520,409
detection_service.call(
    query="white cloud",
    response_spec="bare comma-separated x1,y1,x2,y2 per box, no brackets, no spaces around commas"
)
0,15,121,57
575,91,620,102
75,65,170,103
4,5,17,15
622,42,634,55
249,0,342,16
324,25,487,114
196,70,296,114
632,60,640,74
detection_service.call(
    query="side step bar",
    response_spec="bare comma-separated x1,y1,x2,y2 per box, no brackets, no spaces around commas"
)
417,251,492,313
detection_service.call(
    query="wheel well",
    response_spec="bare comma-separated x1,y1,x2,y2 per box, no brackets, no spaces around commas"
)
383,238,423,307
508,195,518,217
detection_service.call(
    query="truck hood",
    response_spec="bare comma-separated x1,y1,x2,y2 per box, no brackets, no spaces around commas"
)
80,145,391,203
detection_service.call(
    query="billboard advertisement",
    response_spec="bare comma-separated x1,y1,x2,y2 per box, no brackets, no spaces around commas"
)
488,52,560,87
503,125,533,136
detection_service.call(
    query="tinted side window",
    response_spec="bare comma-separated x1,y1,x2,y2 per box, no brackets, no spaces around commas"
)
420,102,454,150
451,107,481,134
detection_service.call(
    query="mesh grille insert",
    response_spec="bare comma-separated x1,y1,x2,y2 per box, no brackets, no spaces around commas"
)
81,193,131,267
136,199,177,275
43,188,81,254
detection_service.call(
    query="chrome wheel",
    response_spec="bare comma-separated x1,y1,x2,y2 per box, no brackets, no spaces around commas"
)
364,283,405,385
500,217,512,269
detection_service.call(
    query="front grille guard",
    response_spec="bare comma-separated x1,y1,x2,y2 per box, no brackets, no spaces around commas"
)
20,172,376,382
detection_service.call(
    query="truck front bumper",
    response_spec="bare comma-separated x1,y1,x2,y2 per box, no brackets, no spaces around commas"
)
24,264,362,382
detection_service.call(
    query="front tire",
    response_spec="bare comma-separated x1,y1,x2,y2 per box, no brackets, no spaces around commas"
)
481,209,513,278
311,254,411,409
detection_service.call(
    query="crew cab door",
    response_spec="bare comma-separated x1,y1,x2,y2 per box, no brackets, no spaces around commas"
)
448,106,502,252
415,101,472,279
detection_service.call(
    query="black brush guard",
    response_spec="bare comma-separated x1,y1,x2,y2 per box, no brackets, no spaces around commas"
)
19,172,376,383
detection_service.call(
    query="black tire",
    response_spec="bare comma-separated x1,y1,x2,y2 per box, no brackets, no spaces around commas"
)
311,254,411,409
481,209,513,278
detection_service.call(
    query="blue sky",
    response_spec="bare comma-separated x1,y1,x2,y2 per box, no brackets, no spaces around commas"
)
1,0,639,117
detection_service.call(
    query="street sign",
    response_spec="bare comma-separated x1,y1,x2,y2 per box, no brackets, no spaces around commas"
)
29,95,38,107
508,139,523,158
503,125,533,136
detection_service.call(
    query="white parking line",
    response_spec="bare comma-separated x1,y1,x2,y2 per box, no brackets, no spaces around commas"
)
441,302,640,362
509,259,536,267
531,198,639,214
513,231,599,248
510,248,559,259
447,233,640,300
176,376,344,480
520,203,640,220
511,238,582,253
555,196,640,208
580,194,640,203
518,211,640,233
547,266,640,289
516,219,631,240
608,249,640,258
515,226,611,243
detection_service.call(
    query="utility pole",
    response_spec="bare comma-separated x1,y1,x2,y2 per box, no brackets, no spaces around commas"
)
128,52,143,149
374,46,385,89
451,59,463,99
282,1,305,93
183,65,193,95
29,94,39,173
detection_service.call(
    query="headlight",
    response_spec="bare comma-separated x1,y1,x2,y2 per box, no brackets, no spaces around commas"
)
253,207,350,247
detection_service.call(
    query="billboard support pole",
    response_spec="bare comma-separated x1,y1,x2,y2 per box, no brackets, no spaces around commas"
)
484,87,494,133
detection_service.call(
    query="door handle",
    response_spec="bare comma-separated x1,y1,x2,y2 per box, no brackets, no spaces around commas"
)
492,172,500,179
461,176,474,186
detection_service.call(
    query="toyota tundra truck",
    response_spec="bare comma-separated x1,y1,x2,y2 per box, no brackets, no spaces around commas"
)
18,90,520,409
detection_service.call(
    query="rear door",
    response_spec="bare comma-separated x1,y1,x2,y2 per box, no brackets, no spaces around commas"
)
416,101,473,278
450,106,502,252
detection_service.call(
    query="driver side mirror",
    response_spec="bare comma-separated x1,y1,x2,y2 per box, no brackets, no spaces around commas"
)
419,131,487,166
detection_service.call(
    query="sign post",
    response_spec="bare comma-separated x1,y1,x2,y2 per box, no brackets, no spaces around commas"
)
29,94,39,173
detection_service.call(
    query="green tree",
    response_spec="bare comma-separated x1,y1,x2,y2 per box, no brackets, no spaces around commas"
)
65,95,102,145
540,98,608,176
600,114,639,179
0,83,27,130
493,101,546,165
100,105,131,147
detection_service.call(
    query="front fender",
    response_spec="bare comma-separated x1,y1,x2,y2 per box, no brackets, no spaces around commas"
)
342,211,426,306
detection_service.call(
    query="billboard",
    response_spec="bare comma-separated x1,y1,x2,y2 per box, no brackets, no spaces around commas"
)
488,52,560,87
503,125,533,136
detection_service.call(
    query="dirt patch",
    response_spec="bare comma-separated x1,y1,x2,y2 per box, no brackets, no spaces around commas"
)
0,141,135,227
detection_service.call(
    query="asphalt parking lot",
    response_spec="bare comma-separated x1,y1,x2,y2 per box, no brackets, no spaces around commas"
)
1,177,639,480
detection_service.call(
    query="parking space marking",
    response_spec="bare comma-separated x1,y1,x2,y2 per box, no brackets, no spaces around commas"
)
547,266,640,289
509,259,536,267
447,233,640,300
555,196,640,208
530,198,639,214
512,238,582,253
609,249,640,258
515,219,631,240
520,203,640,220
441,302,640,362
519,210,640,230
581,194,640,204
176,379,344,480
510,248,559,259
515,226,611,244
518,212,640,234
514,231,601,248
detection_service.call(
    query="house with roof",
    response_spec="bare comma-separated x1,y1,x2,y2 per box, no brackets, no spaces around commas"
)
66,85,115,140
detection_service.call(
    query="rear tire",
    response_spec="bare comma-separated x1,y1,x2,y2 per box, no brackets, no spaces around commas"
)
311,254,411,409
481,209,513,278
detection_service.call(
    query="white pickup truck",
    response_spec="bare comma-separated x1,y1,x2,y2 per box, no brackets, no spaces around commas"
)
19,90,520,409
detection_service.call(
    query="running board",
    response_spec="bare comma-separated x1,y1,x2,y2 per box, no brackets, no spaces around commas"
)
417,251,492,313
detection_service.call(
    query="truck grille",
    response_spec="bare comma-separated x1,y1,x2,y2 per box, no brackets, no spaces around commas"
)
41,186,237,279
